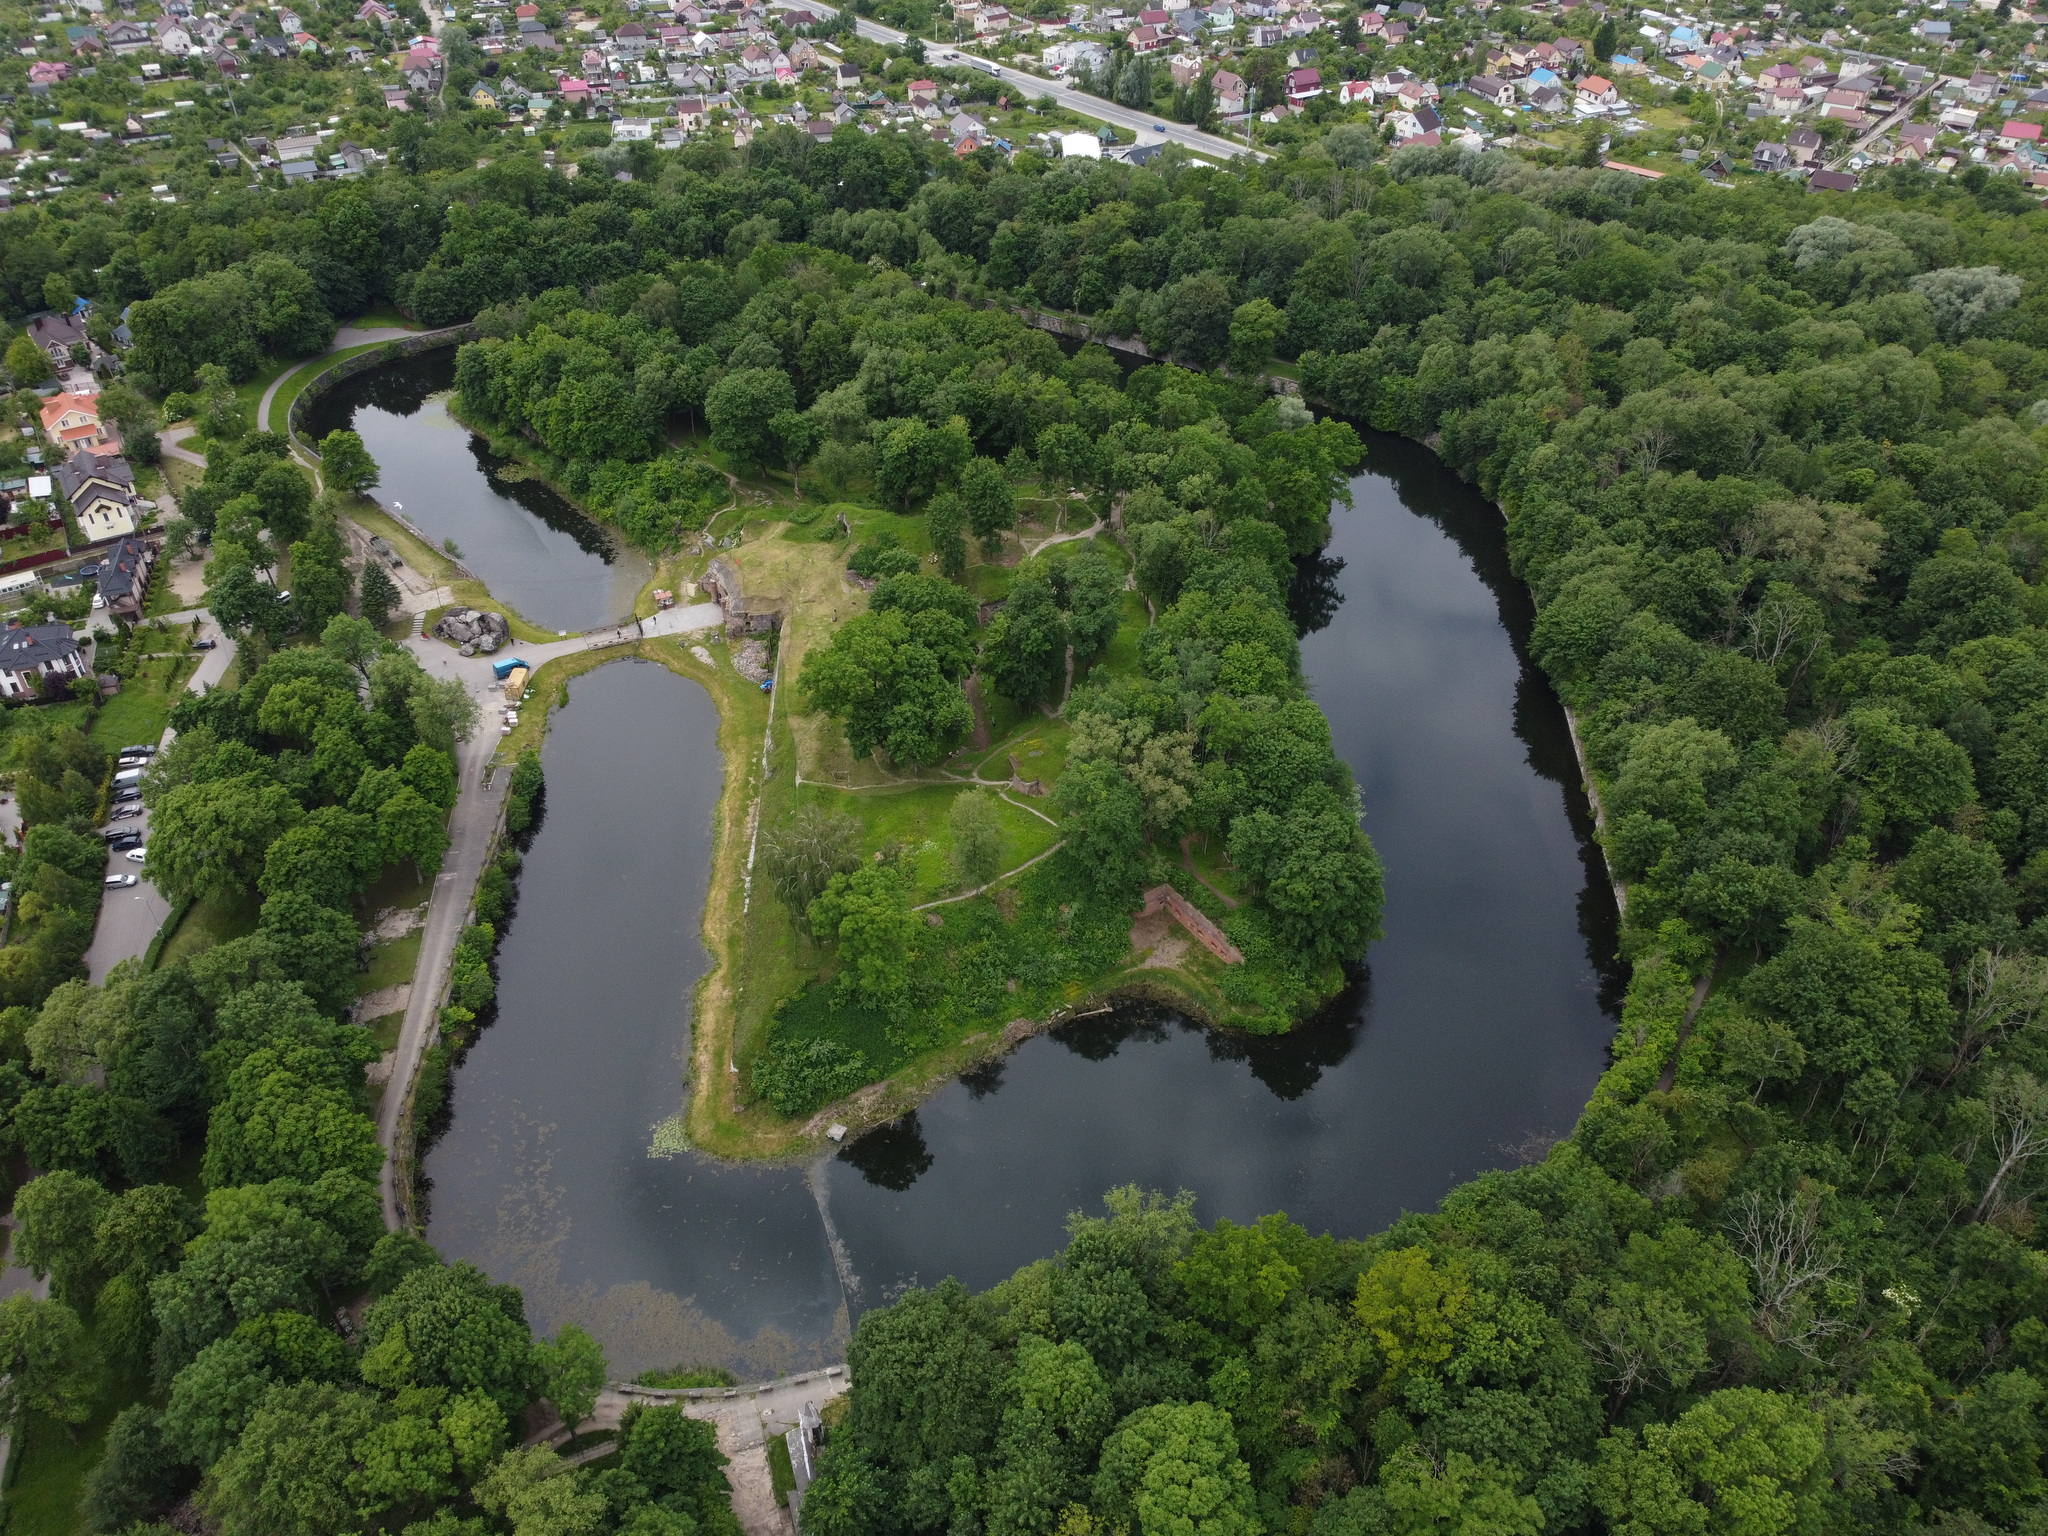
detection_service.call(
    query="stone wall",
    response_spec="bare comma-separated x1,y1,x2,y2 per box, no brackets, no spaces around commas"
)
1139,883,1244,965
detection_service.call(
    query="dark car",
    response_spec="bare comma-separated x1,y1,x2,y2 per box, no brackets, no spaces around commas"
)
113,787,143,803
121,744,157,757
193,638,217,650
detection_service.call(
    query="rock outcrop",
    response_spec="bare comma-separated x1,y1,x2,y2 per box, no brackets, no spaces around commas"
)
434,607,511,654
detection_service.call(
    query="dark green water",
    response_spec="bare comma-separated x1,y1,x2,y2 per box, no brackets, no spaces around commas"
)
421,436,1623,1379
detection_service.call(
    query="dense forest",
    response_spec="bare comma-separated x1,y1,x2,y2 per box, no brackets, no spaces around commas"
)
11,90,2048,1533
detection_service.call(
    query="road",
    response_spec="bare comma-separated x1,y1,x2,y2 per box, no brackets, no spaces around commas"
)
1826,81,1933,172
82,613,237,984
779,0,1265,163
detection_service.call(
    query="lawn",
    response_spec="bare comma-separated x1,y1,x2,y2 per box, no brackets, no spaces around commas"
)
359,928,423,996
357,864,434,916
265,340,393,436
87,654,200,751
155,888,260,970
230,352,306,427
799,780,1062,904
364,1009,405,1054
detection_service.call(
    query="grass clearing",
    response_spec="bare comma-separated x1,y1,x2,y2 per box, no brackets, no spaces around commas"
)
5,1351,147,1536
156,888,260,970
267,340,392,434
359,928,423,995
87,654,200,750
365,1009,405,1054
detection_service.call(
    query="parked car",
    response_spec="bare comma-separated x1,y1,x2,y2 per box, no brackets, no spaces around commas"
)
193,638,217,650
121,744,157,757
104,874,137,888
113,787,142,803
111,805,142,820
123,847,147,863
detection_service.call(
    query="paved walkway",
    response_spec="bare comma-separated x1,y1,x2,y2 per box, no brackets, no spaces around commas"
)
638,602,724,640
530,1369,848,1536
158,424,205,469
258,327,418,438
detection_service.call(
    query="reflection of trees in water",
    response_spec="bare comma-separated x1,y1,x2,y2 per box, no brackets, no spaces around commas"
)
1052,998,1366,1100
308,350,622,564
1347,429,1626,1018
1288,551,1347,637
838,1113,935,1191
1204,969,1370,1100
961,1060,1006,1098
465,434,620,562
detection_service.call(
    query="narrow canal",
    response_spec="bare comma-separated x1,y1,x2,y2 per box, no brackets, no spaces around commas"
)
402,375,1623,1375
305,350,651,633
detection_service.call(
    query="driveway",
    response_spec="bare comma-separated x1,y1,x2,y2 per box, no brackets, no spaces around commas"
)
158,424,206,470
81,614,236,984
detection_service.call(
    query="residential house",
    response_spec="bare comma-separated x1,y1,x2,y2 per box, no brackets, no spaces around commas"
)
1336,79,1371,104
26,313,86,370
1997,119,2043,151
1821,90,1866,125
0,625,88,701
1285,66,1321,100
1897,122,1938,160
1575,73,1617,109
104,18,150,51
1809,168,1858,192
382,83,411,109
1168,52,1204,86
615,20,648,53
1466,73,1513,107
834,60,860,86
613,115,654,139
1129,23,1166,51
39,394,106,456
675,95,709,128
1211,68,1246,113
1246,22,1282,45
1964,69,1998,104
1527,83,1564,113
907,77,937,104
153,15,193,50
357,0,396,25
56,452,138,543
1752,139,1790,171
559,75,593,104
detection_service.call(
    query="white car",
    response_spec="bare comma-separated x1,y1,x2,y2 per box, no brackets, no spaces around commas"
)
123,847,147,863
104,873,137,888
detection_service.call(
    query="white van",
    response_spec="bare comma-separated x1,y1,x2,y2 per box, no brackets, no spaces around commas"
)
113,767,145,787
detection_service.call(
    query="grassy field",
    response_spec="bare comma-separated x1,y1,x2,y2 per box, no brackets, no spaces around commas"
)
364,1009,405,1054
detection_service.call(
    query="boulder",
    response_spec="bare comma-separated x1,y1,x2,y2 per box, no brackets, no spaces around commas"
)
433,606,511,653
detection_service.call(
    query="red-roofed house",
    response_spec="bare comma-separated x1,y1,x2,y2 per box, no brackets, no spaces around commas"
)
1130,23,1167,51
38,393,108,456
1286,66,1322,101
559,75,592,104
1576,73,1617,107
1997,119,2044,151
907,78,937,104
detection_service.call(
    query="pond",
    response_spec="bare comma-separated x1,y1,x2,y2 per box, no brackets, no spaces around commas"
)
304,350,652,634
421,435,1624,1379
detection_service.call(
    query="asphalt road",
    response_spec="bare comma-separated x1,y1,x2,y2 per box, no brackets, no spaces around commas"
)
780,0,1266,163
82,615,237,985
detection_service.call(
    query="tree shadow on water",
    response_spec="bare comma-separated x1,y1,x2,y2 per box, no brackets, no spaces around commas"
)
1204,966,1372,1100
838,1113,935,1192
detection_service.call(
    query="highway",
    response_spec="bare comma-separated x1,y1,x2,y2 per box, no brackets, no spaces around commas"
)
777,1,1267,162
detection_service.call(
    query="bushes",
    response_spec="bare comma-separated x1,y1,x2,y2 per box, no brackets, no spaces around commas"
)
750,1036,871,1118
